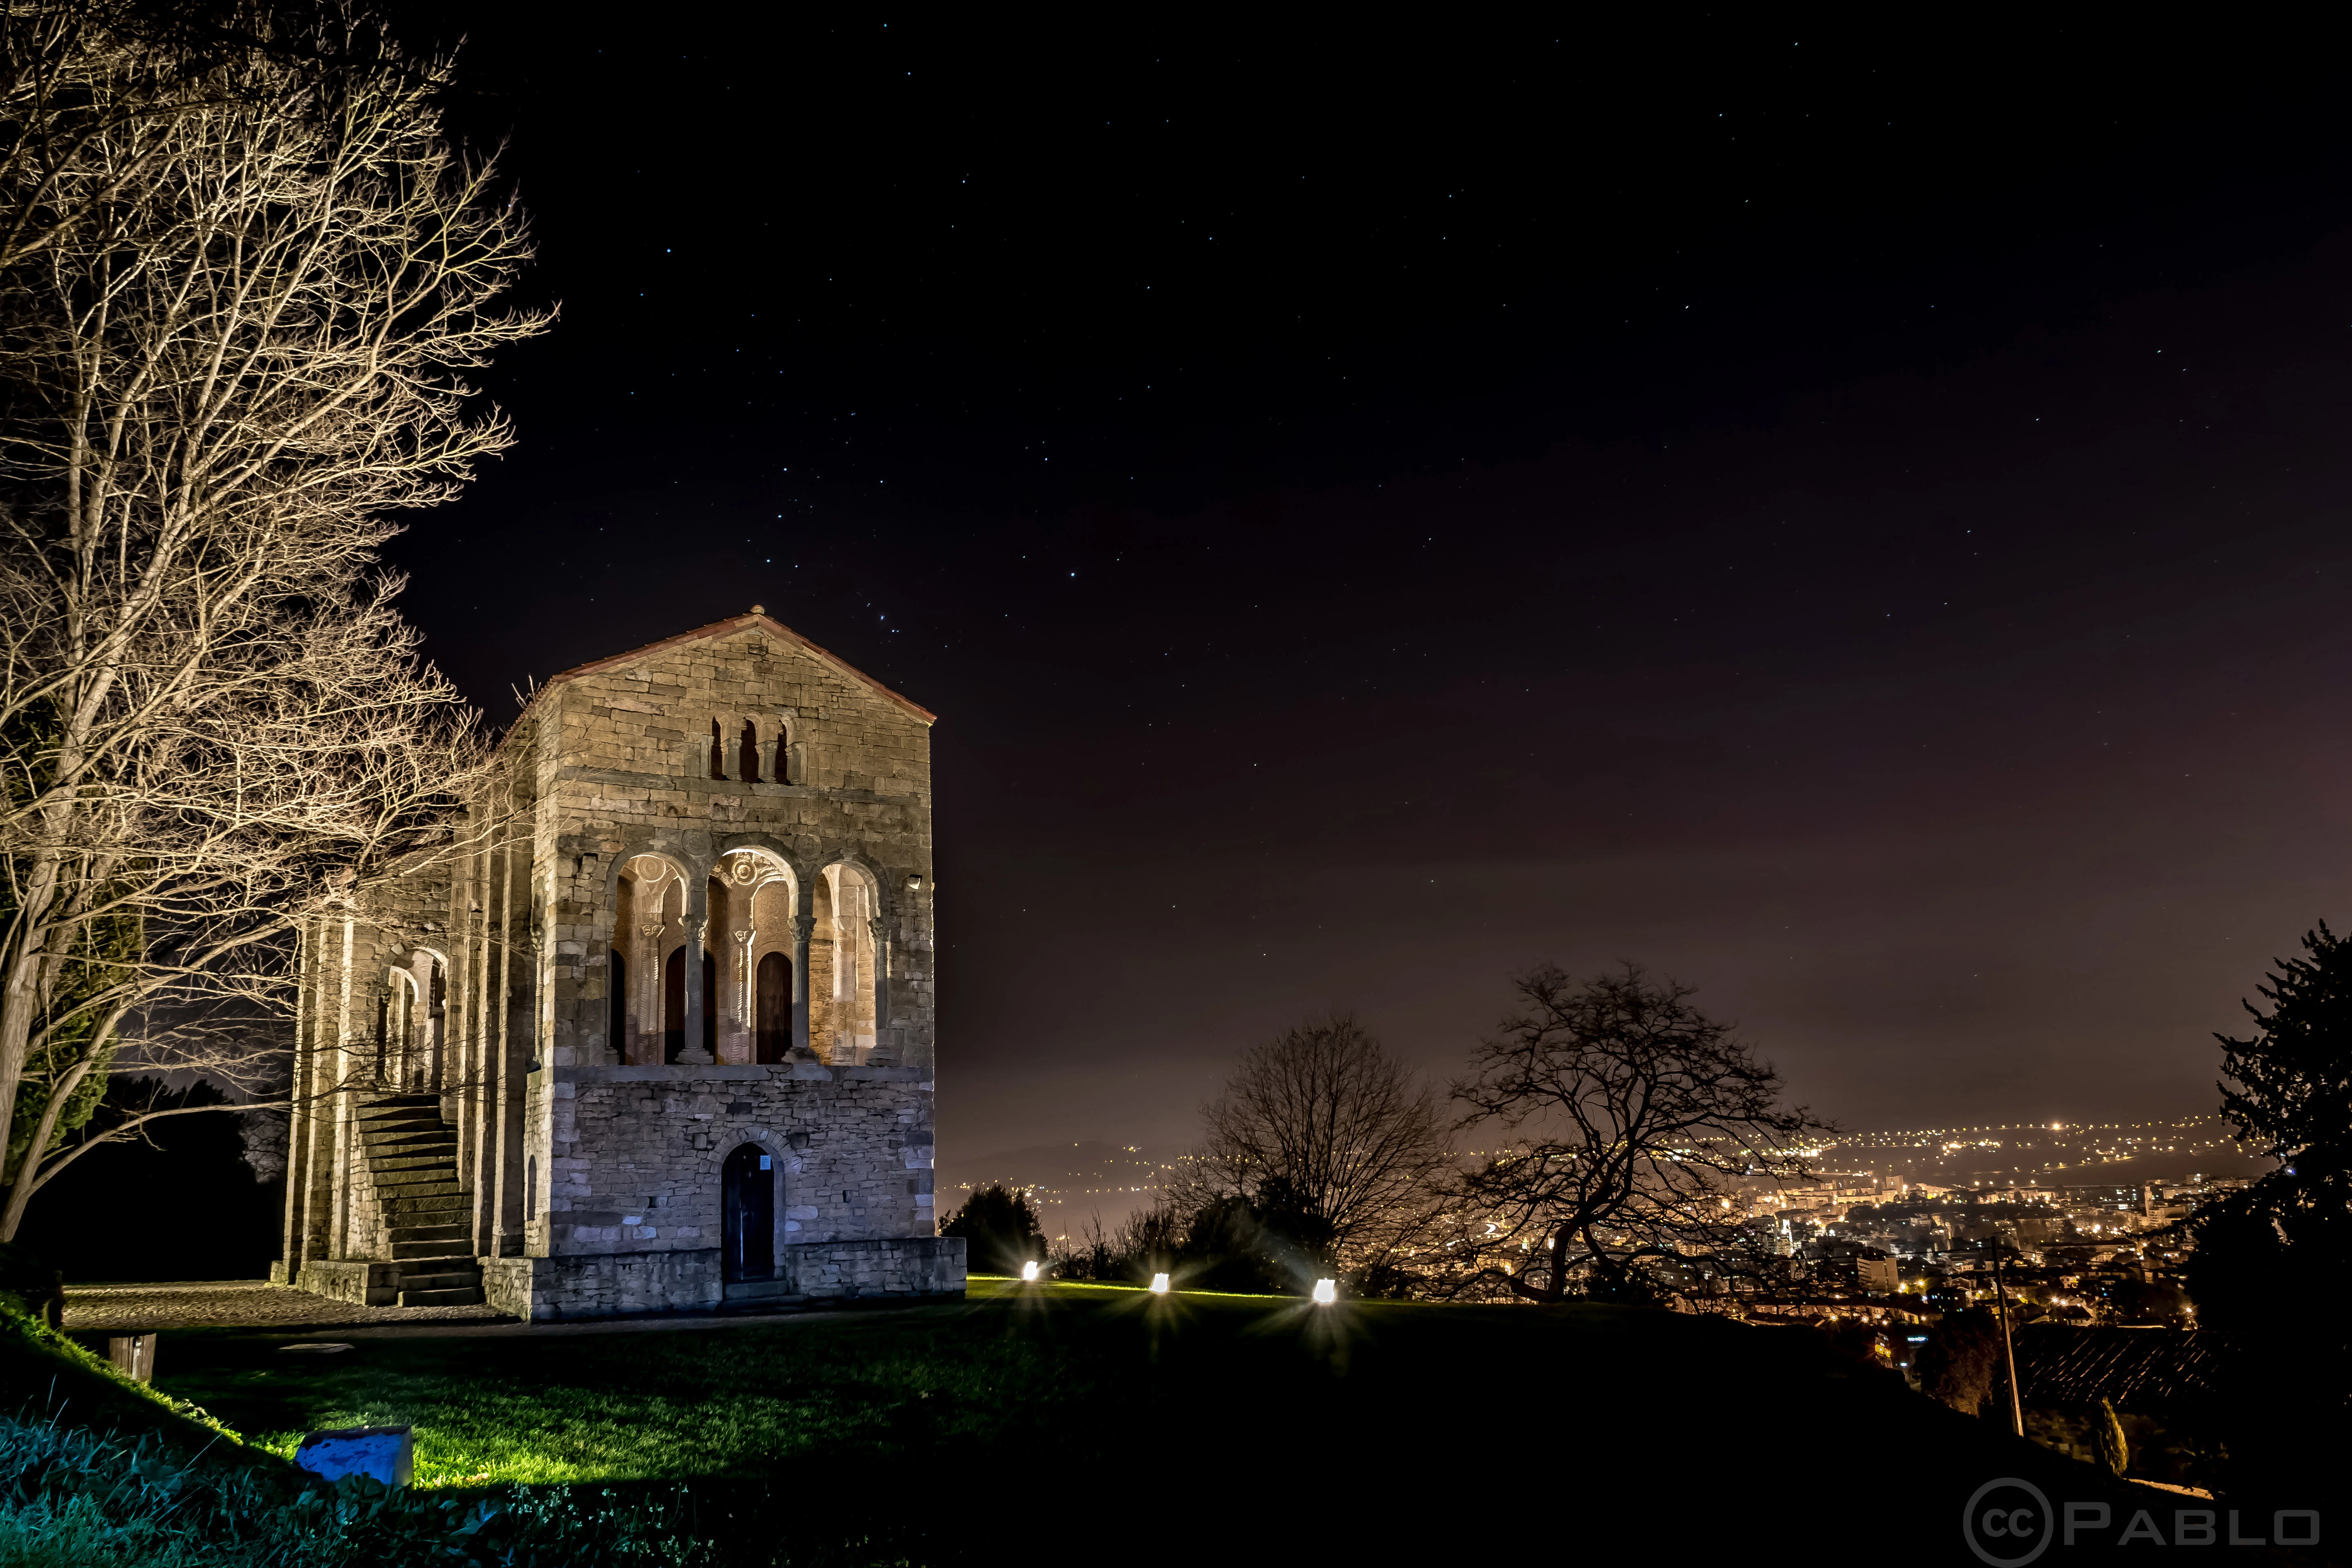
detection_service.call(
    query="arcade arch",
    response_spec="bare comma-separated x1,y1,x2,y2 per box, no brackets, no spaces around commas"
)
810,861,882,1065
612,853,691,1065
713,848,798,1065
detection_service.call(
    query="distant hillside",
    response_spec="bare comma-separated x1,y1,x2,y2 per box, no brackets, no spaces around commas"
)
933,1140,1175,1237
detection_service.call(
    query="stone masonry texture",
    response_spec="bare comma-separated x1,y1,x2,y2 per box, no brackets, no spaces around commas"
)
278,615,966,1319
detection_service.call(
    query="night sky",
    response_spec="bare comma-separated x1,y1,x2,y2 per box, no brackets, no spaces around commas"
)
378,13,2352,1159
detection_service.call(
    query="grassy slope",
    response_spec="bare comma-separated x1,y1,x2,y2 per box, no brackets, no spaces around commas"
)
146,1281,2168,1562
0,1301,257,1465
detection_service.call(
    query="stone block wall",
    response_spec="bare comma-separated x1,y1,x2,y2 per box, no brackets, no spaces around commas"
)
481,1236,964,1319
540,620,937,1078
278,614,952,1321
789,1236,966,1298
298,1259,399,1307
481,1250,723,1320
540,1063,937,1254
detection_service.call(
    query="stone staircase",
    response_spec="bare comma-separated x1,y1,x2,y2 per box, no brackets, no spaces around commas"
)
357,1092,485,1307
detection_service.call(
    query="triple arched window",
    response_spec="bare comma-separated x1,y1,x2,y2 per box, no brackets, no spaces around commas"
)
703,718,798,784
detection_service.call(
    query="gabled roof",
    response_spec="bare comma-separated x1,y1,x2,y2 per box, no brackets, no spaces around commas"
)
514,610,937,731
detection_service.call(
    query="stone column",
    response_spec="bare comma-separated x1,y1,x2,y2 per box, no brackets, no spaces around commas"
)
791,913,814,1056
634,920,664,1064
681,910,713,1065
730,923,756,1063
327,915,356,1259
280,918,317,1275
868,916,891,1033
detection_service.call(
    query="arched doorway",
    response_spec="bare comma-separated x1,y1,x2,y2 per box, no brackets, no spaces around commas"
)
721,1144,776,1282
756,951,791,1063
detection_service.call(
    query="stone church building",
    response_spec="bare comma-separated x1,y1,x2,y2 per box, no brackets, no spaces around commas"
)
272,611,964,1318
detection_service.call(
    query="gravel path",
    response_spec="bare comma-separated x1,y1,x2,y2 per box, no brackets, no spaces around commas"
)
62,1281,508,1333
59,1281,953,1339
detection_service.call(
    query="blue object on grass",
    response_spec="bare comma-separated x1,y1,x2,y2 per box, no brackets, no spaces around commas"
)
295,1425,414,1487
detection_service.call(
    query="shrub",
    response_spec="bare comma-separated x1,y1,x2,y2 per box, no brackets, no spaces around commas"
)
940,1184,1044,1275
1917,1309,2002,1417
2095,1398,2130,1476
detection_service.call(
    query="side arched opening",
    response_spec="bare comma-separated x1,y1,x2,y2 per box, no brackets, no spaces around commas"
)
756,951,791,1063
663,946,685,1063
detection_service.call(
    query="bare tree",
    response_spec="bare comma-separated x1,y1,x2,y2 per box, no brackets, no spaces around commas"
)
0,5,547,1239
1191,1013,1450,1282
1443,963,1830,1303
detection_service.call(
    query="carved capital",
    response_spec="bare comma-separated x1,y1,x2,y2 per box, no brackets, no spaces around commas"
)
794,915,816,946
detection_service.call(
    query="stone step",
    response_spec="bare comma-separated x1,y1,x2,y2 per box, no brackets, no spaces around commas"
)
355,1100,442,1124
395,1268,481,1293
367,1147,458,1171
371,1171,458,1194
379,1189,461,1213
359,1119,445,1142
359,1093,442,1112
399,1285,484,1308
363,1140,455,1160
392,1234,471,1258
373,1174,461,1195
371,1161,457,1183
724,1278,795,1300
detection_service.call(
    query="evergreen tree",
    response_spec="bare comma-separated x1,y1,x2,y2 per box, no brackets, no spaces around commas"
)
940,1184,1044,1274
2094,1398,2130,1477
2185,923,2351,1510
2185,922,2352,1328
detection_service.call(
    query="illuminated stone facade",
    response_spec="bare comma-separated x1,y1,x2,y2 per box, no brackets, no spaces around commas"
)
276,612,964,1318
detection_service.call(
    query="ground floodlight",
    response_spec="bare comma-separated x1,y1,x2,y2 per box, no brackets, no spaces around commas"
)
1150,1272,1171,1294
1021,1260,1040,1281
1312,1278,1337,1305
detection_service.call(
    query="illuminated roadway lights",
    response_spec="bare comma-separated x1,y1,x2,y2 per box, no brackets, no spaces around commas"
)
1312,1278,1338,1306
1150,1272,1171,1294
1020,1260,1041,1282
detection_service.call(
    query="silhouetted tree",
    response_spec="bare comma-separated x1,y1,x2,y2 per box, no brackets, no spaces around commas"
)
1189,1014,1447,1285
2185,922,2352,1327
940,1184,1044,1274
1444,963,1830,1303
1918,1308,2002,1417
2182,923,2352,1509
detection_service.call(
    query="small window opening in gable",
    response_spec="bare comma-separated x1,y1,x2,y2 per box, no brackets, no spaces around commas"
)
739,720,760,783
709,719,726,780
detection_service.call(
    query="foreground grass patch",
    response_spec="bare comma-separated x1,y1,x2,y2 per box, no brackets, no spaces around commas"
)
158,1285,1506,1487
148,1282,2156,1566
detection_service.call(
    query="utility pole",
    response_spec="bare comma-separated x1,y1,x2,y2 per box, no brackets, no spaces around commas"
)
1993,1248,2023,1437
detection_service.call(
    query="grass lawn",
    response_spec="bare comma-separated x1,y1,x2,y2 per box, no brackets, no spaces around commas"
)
137,1279,2175,1562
